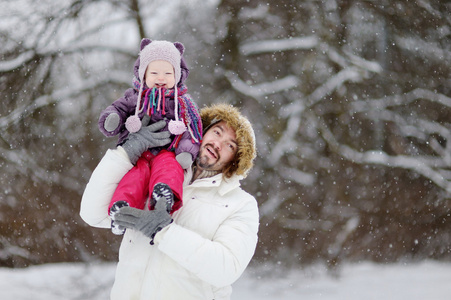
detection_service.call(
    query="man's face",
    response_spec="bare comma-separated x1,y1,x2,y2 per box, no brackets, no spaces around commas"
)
196,121,238,172
145,60,176,89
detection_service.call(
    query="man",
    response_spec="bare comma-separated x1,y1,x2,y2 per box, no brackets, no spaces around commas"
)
80,103,259,300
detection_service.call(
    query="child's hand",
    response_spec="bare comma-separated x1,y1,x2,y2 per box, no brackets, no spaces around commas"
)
104,113,120,132
176,152,193,169
122,120,171,164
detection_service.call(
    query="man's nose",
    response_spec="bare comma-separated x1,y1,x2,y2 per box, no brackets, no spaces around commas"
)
212,140,221,151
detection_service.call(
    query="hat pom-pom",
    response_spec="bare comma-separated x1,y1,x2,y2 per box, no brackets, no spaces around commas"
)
168,120,186,135
125,115,142,133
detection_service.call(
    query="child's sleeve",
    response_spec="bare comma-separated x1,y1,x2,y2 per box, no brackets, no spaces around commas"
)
98,88,138,137
174,131,200,161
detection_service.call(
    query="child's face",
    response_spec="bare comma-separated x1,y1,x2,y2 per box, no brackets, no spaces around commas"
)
145,60,176,89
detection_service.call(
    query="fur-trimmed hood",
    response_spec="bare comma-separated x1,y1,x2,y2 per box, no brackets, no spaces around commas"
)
200,103,256,178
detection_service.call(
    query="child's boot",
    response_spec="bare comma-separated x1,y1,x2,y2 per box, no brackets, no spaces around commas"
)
151,183,174,214
110,200,129,235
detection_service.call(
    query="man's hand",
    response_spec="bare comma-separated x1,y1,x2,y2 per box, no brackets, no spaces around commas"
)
122,118,171,164
112,199,173,244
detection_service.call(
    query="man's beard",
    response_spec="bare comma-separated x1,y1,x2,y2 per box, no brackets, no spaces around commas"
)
195,143,222,171
195,154,218,171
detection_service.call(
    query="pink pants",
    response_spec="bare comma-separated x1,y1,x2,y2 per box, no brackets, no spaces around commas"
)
108,150,184,213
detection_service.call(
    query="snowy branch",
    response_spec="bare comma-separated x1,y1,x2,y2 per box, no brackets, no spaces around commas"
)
240,36,319,56
306,67,362,108
280,219,335,231
0,76,123,130
359,110,451,156
266,66,365,169
268,105,303,167
324,44,383,74
395,36,451,62
0,50,36,72
0,237,32,260
259,192,284,218
0,45,132,74
318,120,451,194
349,88,451,163
350,89,451,112
343,50,383,74
278,167,316,186
0,147,82,193
225,71,299,99
328,216,360,257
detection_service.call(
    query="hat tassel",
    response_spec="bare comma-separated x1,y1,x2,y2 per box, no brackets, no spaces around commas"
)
125,86,146,133
168,86,187,135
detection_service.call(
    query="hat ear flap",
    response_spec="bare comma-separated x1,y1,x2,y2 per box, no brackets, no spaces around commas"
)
140,38,152,51
174,42,185,55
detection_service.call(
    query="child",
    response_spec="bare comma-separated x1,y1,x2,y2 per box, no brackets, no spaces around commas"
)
98,39,202,235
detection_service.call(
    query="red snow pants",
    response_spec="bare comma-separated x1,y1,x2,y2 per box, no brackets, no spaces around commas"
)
108,150,184,214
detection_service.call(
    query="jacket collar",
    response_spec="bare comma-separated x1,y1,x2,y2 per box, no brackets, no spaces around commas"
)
185,167,243,196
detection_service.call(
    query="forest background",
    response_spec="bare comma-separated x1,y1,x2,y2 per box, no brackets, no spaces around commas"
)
0,0,450,270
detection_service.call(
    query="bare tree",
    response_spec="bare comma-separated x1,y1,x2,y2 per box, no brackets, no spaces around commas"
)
1,0,450,269
212,0,451,267
0,0,201,267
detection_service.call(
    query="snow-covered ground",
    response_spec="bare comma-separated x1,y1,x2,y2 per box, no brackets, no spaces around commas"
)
1,260,450,299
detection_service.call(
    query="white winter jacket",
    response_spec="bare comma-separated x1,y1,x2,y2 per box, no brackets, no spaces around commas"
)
80,148,259,300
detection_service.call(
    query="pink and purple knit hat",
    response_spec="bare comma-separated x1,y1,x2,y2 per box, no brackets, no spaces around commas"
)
126,39,186,135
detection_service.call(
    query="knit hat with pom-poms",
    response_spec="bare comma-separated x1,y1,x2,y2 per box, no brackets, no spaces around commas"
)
125,39,187,134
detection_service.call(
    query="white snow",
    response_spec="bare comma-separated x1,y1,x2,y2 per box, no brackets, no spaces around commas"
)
0,260,450,299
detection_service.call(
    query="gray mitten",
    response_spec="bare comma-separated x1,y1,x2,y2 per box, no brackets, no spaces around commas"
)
104,113,120,132
122,119,171,164
175,152,193,169
112,194,173,244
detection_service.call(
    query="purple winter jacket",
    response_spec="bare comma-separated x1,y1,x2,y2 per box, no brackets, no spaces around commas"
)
98,57,201,161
